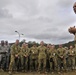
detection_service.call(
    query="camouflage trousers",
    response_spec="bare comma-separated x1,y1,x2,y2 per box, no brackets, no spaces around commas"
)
57,57,66,71
30,57,38,71
38,58,46,72
20,56,28,71
68,57,75,70
9,55,20,72
49,58,58,71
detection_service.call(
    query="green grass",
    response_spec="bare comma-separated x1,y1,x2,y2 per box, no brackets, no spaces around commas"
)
0,71,76,75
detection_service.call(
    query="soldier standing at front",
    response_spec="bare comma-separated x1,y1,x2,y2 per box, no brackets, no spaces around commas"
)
20,43,29,72
4,41,10,70
9,40,20,75
57,44,66,72
0,40,7,71
68,45,75,71
48,45,58,73
38,41,47,73
30,42,38,71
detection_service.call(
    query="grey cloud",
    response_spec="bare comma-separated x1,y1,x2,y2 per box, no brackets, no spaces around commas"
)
0,8,12,18
0,0,10,8
0,0,12,18
57,0,75,8
26,32,73,40
26,32,74,44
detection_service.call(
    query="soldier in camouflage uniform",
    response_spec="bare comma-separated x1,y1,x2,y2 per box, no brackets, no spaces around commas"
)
64,47,69,71
4,41,10,70
57,44,66,72
20,43,29,72
68,45,75,70
30,42,38,71
48,45,58,73
38,41,47,73
0,40,7,71
9,40,20,75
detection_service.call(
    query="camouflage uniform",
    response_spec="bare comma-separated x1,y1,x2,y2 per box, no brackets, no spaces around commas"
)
38,45,47,72
68,48,75,70
9,44,20,72
0,45,7,70
57,47,66,71
30,46,38,71
20,46,29,71
5,44,10,69
64,47,69,70
48,48,58,72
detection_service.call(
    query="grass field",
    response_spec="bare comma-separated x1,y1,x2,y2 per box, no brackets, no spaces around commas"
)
0,71,76,75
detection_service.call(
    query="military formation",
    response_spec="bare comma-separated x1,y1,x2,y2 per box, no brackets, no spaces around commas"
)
1,39,76,75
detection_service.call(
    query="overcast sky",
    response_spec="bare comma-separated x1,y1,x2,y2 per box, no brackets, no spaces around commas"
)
0,0,76,44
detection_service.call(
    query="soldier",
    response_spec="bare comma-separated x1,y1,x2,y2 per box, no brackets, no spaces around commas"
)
57,44,66,72
26,43,30,70
68,45,75,70
64,47,69,71
9,40,21,75
48,45,58,73
30,42,38,71
46,44,51,72
20,43,29,72
4,41,10,70
38,41,47,73
0,40,7,71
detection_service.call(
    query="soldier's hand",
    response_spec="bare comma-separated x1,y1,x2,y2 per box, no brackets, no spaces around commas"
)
15,55,18,57
24,55,27,57
69,54,73,56
60,56,63,59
